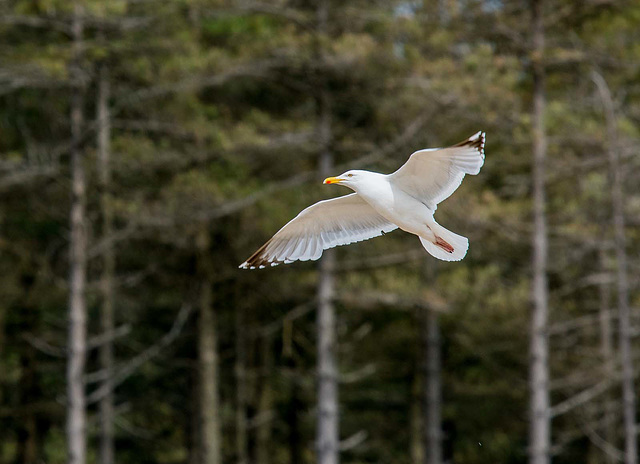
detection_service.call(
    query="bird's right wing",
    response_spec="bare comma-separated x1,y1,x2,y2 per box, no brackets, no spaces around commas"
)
389,131,485,208
239,193,398,269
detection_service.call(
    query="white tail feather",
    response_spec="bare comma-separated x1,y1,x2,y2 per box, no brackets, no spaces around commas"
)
419,220,469,261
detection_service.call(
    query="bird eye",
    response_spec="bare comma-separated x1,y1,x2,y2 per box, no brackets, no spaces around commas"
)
347,173,354,177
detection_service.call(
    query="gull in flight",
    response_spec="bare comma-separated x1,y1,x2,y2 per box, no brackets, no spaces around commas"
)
240,131,485,269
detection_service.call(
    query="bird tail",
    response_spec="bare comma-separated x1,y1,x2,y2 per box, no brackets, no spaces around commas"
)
419,220,469,262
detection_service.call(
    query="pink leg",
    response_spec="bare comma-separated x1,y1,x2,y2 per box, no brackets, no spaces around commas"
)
435,236,454,254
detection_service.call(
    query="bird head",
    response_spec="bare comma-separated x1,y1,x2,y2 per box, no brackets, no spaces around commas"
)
323,170,367,189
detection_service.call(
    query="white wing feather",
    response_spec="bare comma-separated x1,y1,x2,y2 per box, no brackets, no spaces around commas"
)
239,193,398,269
390,131,485,208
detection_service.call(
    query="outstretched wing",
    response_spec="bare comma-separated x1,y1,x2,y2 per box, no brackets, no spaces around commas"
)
239,193,398,269
390,131,485,208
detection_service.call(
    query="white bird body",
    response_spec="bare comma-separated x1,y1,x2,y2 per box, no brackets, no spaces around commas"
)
240,131,485,269
348,171,434,238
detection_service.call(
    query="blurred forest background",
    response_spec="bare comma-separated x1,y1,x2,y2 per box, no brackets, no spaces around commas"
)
1,0,640,464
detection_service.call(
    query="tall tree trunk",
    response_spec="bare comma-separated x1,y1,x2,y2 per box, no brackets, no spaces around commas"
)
316,0,338,461
235,304,248,464
598,245,616,464
316,71,339,464
423,308,443,464
255,334,273,464
421,261,443,464
317,245,337,464
67,5,87,464
592,71,638,464
97,60,115,464
410,371,424,464
316,232,338,464
197,228,221,464
529,1,551,463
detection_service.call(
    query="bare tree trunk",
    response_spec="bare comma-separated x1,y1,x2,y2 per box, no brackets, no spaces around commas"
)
235,304,248,464
317,245,338,464
423,308,443,464
255,335,273,464
410,371,424,464
598,245,616,464
197,228,221,464
529,1,551,463
67,5,87,464
316,54,339,464
317,241,338,464
97,59,115,464
315,0,338,461
420,261,442,464
592,71,638,464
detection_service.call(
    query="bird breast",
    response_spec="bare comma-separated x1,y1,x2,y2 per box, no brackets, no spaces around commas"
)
355,177,433,236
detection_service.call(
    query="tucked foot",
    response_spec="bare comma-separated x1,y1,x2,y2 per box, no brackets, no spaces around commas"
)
435,236,454,254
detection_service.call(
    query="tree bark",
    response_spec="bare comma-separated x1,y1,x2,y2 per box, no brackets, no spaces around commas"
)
66,5,87,464
235,303,248,464
255,335,273,464
410,371,424,464
598,245,616,464
197,228,221,464
97,59,115,464
592,70,638,464
529,1,551,463
316,0,338,461
317,245,338,464
316,57,339,464
423,308,443,464
420,261,443,464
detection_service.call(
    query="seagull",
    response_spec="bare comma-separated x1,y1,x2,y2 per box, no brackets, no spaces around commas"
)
239,131,485,269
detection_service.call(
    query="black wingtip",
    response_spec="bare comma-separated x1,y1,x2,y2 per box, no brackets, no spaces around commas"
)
454,131,485,159
239,239,282,270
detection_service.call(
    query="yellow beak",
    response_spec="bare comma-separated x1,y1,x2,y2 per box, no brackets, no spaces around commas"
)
323,176,342,185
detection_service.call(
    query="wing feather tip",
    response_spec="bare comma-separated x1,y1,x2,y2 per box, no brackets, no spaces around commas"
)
457,131,485,154
452,131,485,174
240,258,283,270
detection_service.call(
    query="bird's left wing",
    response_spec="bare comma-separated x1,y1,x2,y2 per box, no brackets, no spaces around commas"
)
389,131,485,208
239,193,398,269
